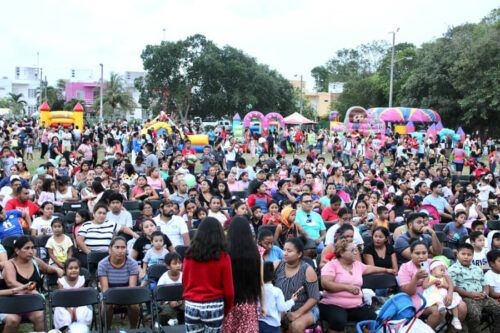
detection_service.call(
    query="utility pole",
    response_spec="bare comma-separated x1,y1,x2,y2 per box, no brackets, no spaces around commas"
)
389,28,399,107
99,64,104,122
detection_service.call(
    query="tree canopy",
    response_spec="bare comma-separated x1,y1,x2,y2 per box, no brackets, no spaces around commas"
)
312,8,499,135
137,34,297,120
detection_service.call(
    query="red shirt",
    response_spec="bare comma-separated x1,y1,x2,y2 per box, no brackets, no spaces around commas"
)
5,198,39,217
321,207,339,222
183,252,234,314
294,131,304,143
181,148,196,156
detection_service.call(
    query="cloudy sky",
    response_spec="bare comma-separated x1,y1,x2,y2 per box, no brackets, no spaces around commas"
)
1,0,496,90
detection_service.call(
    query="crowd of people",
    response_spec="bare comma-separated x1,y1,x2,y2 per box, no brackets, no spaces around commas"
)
0,115,498,332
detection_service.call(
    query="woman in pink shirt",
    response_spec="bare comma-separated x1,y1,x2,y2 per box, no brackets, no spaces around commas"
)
320,239,391,332
398,241,467,330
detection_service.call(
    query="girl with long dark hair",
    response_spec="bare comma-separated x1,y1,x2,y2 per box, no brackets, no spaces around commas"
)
223,216,263,333
183,217,234,333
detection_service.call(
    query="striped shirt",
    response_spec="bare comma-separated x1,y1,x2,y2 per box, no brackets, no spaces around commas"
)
97,256,139,287
78,220,123,252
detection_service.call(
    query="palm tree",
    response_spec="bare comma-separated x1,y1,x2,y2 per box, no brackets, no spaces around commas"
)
7,93,27,117
93,73,136,119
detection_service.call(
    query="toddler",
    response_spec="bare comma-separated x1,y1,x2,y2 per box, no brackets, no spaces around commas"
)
423,260,462,330
258,262,298,333
140,231,169,288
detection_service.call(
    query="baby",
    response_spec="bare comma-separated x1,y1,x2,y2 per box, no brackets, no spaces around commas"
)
423,260,462,330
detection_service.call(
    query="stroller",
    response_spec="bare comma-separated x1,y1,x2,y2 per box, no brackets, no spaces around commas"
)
356,292,432,333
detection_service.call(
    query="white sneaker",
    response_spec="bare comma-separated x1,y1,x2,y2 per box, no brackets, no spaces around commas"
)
451,317,462,330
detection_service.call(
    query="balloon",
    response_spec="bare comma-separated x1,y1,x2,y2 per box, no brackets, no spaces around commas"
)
184,174,197,189
432,255,451,267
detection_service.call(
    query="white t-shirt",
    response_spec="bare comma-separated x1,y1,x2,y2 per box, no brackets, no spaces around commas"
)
208,210,227,226
153,215,188,247
484,270,500,294
31,216,56,235
46,235,73,264
158,271,183,286
472,248,489,270
325,223,364,246
106,210,133,228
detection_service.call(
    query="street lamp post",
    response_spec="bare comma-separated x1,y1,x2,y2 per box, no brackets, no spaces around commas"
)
294,74,304,114
99,64,104,122
389,28,399,108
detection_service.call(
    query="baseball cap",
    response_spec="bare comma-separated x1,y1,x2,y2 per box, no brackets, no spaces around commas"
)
10,175,20,182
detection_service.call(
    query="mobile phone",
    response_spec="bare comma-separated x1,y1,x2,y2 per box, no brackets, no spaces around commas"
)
420,261,429,272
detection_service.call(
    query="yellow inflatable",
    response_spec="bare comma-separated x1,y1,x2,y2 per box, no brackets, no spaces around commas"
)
39,101,84,130
141,122,174,136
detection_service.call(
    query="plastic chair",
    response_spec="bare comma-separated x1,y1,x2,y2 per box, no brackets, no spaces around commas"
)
102,286,153,333
123,200,141,211
148,264,167,284
434,231,447,244
231,191,247,200
87,251,108,286
487,220,500,231
62,201,86,213
149,199,162,213
362,273,399,291
175,245,188,259
153,284,185,333
442,247,456,261
433,223,446,232
0,294,46,331
48,287,100,331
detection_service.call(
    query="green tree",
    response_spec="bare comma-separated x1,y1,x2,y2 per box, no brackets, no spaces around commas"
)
0,98,9,108
7,93,27,116
94,73,136,118
137,34,297,120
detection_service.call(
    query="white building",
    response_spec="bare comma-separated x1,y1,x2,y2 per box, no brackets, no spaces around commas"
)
0,77,11,99
11,67,40,115
124,71,145,119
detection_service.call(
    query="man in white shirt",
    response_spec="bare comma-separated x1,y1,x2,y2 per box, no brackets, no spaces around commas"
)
153,200,190,247
106,193,133,228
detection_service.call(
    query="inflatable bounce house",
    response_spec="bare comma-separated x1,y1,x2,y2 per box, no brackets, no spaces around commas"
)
39,101,84,129
367,107,440,135
243,111,267,135
142,111,209,152
265,112,285,134
329,111,345,136
232,113,243,142
344,106,386,140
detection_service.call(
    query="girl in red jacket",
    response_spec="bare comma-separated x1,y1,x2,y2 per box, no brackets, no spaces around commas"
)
183,217,234,332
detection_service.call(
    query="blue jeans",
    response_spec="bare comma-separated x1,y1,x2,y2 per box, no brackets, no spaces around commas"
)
258,321,279,333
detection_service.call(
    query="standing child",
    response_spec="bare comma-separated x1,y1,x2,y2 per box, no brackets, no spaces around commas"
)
258,262,297,333
46,219,73,269
470,231,489,270
183,217,234,333
449,243,500,333
25,134,34,161
443,211,469,249
53,258,93,330
485,250,500,301
140,231,169,288
422,260,462,330
158,252,184,324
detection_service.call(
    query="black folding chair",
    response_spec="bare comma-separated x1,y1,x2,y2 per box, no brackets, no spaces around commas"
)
324,222,336,230
62,201,86,213
174,245,188,260
102,287,153,333
188,229,197,240
231,191,247,200
432,223,446,232
487,220,500,231
130,210,142,221
435,230,447,244
1,235,20,258
149,200,162,213
87,251,108,287
442,247,456,261
388,222,400,233
46,267,91,291
48,287,100,331
35,234,51,261
123,201,141,211
362,273,398,291
148,264,167,285
0,294,46,331
153,284,185,333
258,224,277,236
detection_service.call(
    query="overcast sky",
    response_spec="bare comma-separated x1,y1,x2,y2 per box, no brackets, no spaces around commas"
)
1,0,497,90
